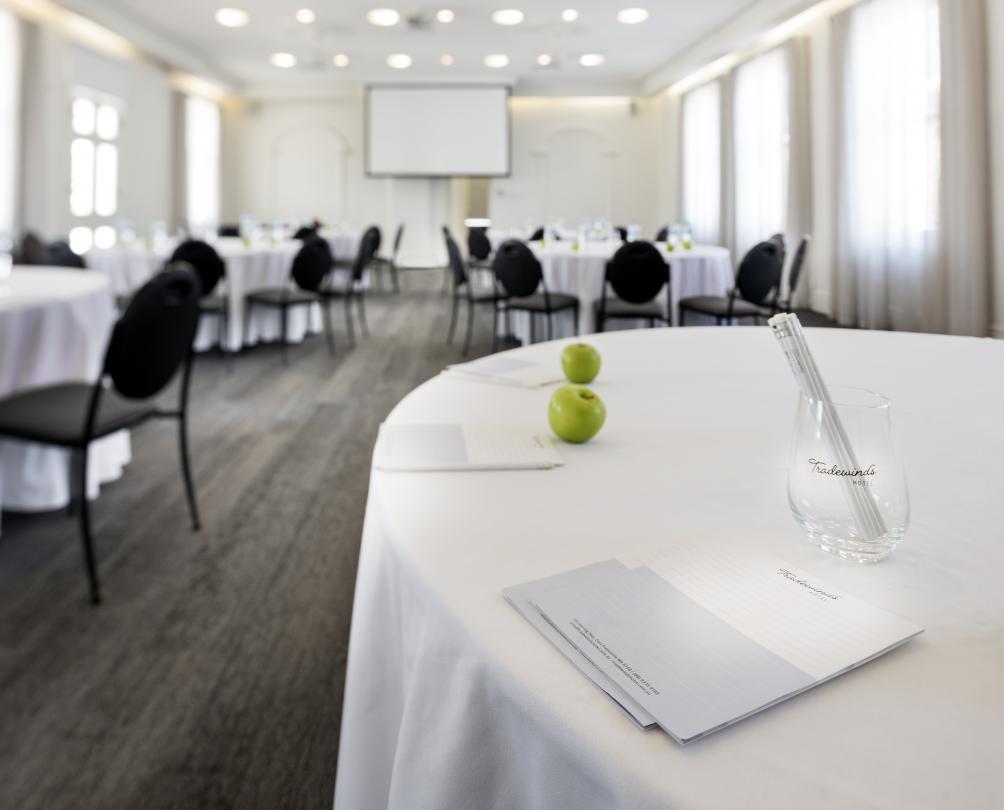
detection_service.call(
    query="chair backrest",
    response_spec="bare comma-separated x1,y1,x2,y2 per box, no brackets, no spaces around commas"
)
445,234,468,287
353,226,382,281
170,240,225,297
654,225,669,243
767,232,787,267
493,240,543,298
736,241,784,305
607,241,669,304
47,240,87,269
18,232,49,265
528,227,545,242
293,225,319,241
785,235,811,301
291,238,332,292
468,228,492,261
103,265,201,400
392,224,405,259
614,226,628,242
218,224,240,237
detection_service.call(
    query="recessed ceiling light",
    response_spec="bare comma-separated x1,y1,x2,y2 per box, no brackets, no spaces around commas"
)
333,53,350,67
437,9,455,23
368,8,401,26
492,9,524,25
616,7,649,24
215,7,249,27
296,8,316,24
579,53,605,67
561,8,578,22
440,54,455,66
386,53,412,69
270,52,297,68
537,54,553,66
484,53,510,68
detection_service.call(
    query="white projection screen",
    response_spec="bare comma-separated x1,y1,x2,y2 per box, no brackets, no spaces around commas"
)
366,85,511,177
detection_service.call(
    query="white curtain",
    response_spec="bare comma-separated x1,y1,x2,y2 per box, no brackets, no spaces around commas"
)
834,0,942,331
185,95,221,236
682,81,721,245
733,48,790,261
0,9,21,237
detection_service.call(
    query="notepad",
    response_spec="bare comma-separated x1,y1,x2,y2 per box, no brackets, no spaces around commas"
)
506,547,922,744
445,356,564,388
373,423,563,472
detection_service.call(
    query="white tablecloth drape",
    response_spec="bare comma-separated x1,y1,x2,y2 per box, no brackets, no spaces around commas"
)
0,268,130,519
87,233,363,352
335,328,1003,810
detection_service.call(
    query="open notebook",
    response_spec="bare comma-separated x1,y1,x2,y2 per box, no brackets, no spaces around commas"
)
445,355,564,388
374,423,563,472
504,546,922,744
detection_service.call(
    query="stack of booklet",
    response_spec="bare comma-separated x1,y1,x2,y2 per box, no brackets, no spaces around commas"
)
504,545,922,743
444,355,564,388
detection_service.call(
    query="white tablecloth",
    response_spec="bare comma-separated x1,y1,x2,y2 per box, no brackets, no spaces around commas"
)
489,242,733,342
87,233,363,352
0,268,130,518
335,327,1004,810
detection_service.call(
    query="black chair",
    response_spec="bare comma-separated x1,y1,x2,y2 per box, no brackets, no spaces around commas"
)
47,240,87,268
370,224,403,293
0,267,202,604
445,234,507,355
321,225,381,347
467,227,495,285
768,233,787,270
293,225,319,241
769,235,811,314
218,224,240,237
171,240,228,354
528,227,545,242
595,241,671,332
678,240,783,326
493,240,579,343
245,238,337,363
16,232,50,265
614,226,628,242
655,226,669,243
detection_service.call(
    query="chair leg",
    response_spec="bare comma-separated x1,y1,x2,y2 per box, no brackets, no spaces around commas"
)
530,313,536,344
546,311,553,342
572,305,579,337
344,295,356,348
322,299,337,358
75,447,101,605
357,293,370,338
279,304,290,365
492,302,500,351
597,314,605,333
178,356,201,531
447,291,460,345
462,297,475,356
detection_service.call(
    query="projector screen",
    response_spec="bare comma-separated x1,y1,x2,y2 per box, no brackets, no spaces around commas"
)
366,85,511,177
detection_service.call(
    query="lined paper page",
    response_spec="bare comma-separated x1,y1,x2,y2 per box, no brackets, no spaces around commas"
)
374,423,562,471
446,356,564,388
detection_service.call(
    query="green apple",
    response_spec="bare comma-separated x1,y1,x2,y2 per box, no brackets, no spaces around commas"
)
548,385,606,444
561,343,602,384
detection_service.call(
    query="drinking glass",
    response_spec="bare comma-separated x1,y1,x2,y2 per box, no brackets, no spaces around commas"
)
787,386,909,562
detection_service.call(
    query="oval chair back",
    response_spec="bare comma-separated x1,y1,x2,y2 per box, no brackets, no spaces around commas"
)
654,225,669,243
736,241,784,305
291,238,332,293
528,227,545,242
468,228,491,261
170,240,225,297
293,225,319,240
785,235,811,303
614,226,628,242
493,240,543,298
47,240,87,268
445,235,469,288
104,265,201,400
353,226,382,283
607,241,669,304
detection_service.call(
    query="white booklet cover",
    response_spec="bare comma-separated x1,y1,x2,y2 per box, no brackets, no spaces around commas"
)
506,548,922,744
373,423,563,472
445,355,564,388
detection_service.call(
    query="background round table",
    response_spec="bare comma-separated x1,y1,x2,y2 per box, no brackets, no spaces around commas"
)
0,267,130,519
335,327,1003,810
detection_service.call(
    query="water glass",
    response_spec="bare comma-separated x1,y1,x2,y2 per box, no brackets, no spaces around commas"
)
787,386,909,562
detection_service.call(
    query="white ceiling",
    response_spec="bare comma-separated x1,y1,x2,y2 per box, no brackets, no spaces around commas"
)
58,0,762,96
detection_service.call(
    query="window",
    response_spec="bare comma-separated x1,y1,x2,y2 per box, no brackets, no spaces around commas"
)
69,92,122,251
185,96,221,235
682,81,721,245
733,48,790,259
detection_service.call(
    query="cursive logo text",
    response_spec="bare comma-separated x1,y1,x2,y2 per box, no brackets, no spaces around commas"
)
808,458,877,478
777,569,841,601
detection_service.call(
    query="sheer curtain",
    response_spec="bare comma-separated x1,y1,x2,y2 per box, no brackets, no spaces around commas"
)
733,48,790,261
0,9,21,237
835,0,942,332
185,95,221,236
682,81,721,245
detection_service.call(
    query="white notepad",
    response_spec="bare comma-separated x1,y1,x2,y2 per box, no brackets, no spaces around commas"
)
373,423,563,472
445,356,564,388
506,548,922,744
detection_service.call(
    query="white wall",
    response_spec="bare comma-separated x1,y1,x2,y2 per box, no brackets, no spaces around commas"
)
19,19,174,239
987,0,1004,338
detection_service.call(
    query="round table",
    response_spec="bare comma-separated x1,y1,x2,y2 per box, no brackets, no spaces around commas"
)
0,268,130,517
87,232,363,352
335,327,1003,810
